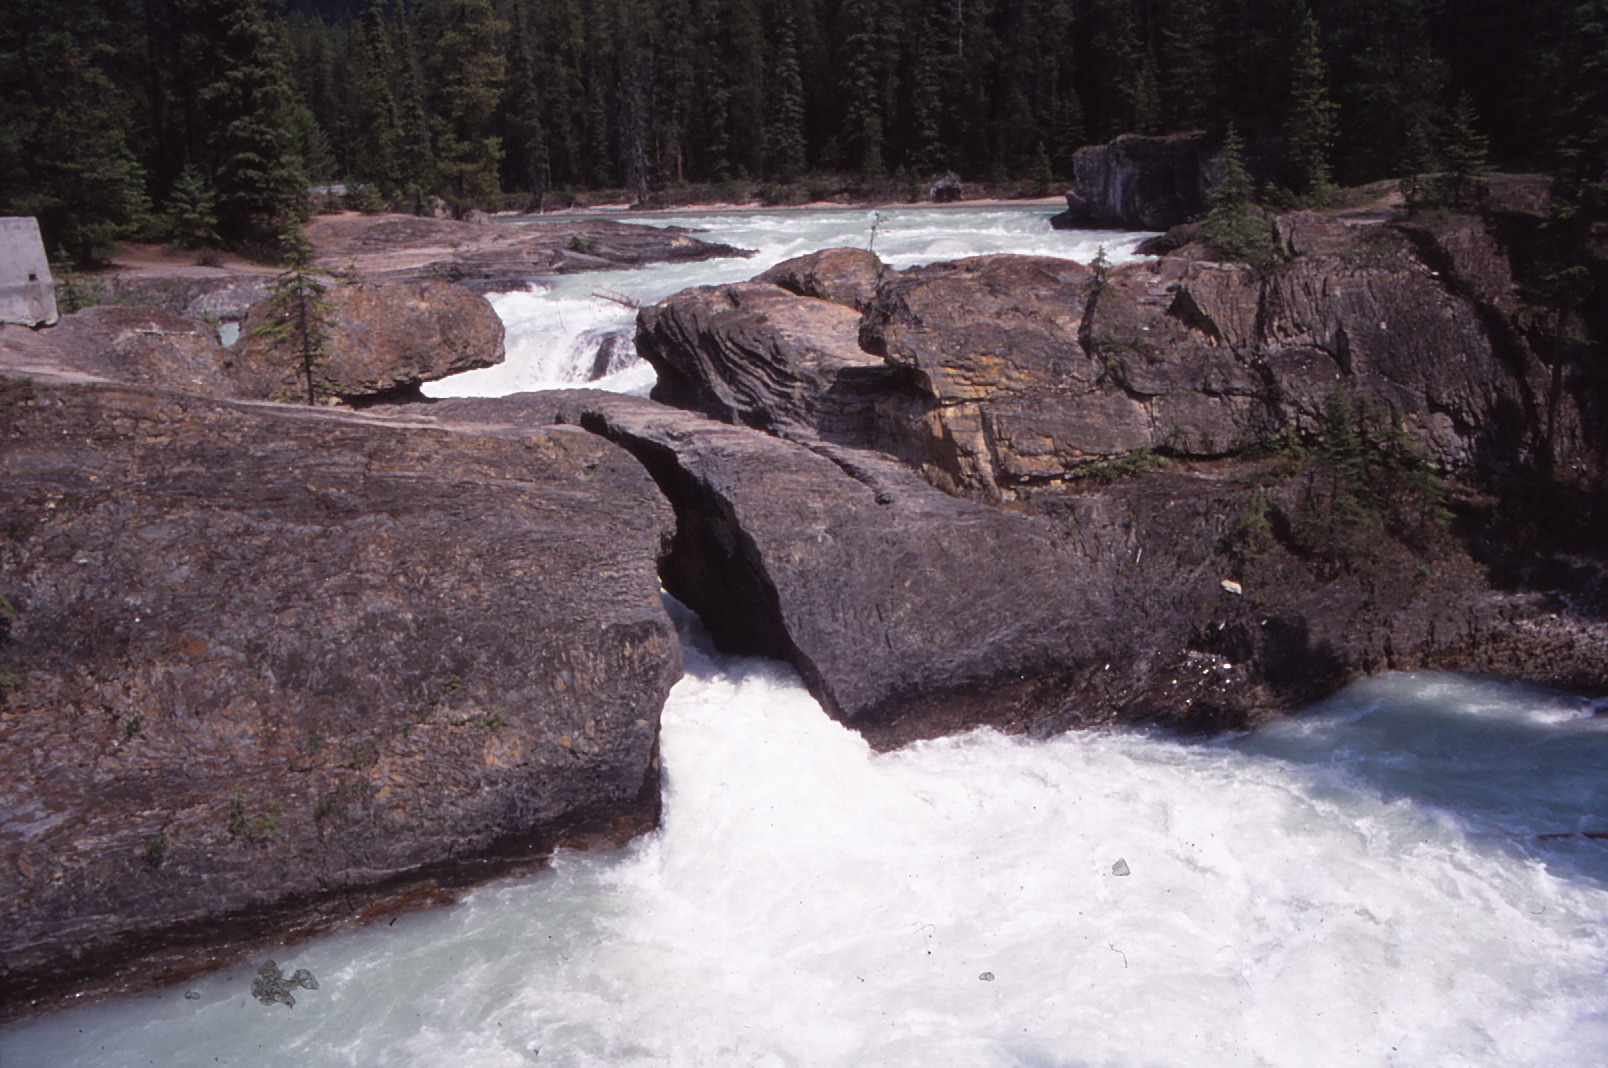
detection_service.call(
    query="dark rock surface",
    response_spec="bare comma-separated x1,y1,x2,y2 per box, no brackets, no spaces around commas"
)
928,171,965,203
637,280,896,444
0,368,680,1018
231,279,505,403
613,216,1607,742
648,222,1586,504
428,391,1608,754
0,305,237,395
1056,132,1214,231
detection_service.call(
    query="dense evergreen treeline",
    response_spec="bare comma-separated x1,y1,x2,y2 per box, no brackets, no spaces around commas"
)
3,0,1606,264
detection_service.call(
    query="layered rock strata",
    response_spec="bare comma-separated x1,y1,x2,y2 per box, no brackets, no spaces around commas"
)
620,220,1606,738
641,222,1587,504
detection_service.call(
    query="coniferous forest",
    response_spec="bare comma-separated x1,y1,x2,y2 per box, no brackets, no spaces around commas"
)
3,0,1606,265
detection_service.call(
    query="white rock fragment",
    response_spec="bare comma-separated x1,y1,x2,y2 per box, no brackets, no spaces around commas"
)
1220,579,1244,595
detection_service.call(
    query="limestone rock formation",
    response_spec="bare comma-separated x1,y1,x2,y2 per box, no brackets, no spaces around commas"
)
0,370,680,1016
430,391,1605,753
616,216,1606,742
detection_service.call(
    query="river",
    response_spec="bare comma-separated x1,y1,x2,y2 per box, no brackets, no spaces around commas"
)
4,205,1607,1068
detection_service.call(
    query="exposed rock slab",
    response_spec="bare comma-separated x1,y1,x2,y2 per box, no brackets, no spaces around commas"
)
0,305,237,395
304,212,750,287
0,370,679,1017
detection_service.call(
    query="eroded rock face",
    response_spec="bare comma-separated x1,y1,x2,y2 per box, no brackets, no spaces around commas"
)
430,391,1606,753
647,224,1583,505
0,374,679,1015
229,279,504,402
638,280,897,444
614,215,1606,746
1059,132,1214,230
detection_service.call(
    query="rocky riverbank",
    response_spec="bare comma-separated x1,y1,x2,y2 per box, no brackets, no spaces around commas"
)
1,195,1604,1019
83,210,752,323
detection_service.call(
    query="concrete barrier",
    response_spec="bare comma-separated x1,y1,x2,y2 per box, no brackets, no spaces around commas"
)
1,217,58,326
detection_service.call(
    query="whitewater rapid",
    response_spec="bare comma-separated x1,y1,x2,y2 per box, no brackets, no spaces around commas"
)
7,604,1608,1067
423,204,1150,398
5,205,1607,1068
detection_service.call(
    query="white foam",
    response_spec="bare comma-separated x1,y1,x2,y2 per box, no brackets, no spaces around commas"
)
424,206,1148,400
9,636,1607,1067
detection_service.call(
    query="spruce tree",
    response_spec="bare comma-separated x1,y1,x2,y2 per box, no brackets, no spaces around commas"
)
180,0,309,251
843,0,896,176
165,164,220,250
769,7,808,179
393,11,437,206
912,0,960,174
0,0,151,265
502,0,552,199
255,232,332,405
1200,125,1283,269
1440,93,1491,209
349,0,404,198
1283,5,1338,199
417,0,508,211
1160,0,1216,130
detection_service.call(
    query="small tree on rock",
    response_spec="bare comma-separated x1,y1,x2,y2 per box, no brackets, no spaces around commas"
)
255,233,332,404
1200,126,1283,269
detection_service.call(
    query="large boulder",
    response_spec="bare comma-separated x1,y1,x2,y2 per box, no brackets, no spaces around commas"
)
1058,132,1215,231
232,279,505,402
638,280,897,444
0,370,679,1015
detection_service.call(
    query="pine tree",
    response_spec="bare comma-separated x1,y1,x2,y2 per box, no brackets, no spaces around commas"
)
768,6,808,179
502,0,551,199
393,11,437,206
0,0,152,265
912,0,960,174
1283,5,1338,198
349,0,404,197
180,0,309,251
255,232,332,405
1160,0,1216,130
165,164,220,250
417,0,508,211
1200,125,1283,269
1440,93,1491,209
843,0,896,176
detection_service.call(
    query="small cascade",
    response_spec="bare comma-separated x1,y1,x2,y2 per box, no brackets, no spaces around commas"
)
425,205,1154,400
